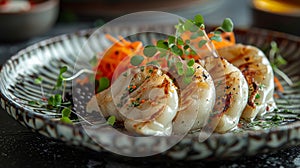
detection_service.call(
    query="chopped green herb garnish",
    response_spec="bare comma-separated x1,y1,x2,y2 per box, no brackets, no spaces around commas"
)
107,116,116,126
269,114,284,122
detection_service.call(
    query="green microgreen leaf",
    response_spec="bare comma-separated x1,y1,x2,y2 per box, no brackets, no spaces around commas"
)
183,20,198,32
210,35,222,42
98,77,110,92
34,76,43,85
28,100,42,106
56,78,63,89
168,36,176,46
54,66,68,89
130,55,144,66
187,59,195,67
60,117,73,124
214,30,222,35
171,45,183,56
28,100,37,105
190,50,197,56
198,40,207,48
269,114,284,122
183,20,194,31
159,50,168,57
183,45,190,50
48,94,62,107
175,24,185,34
255,93,261,99
143,45,157,57
176,61,183,68
194,14,204,26
177,67,184,75
60,66,68,74
197,30,205,36
186,67,195,76
157,40,169,50
275,56,287,66
221,18,234,32
62,107,71,118
107,115,116,126
176,62,184,75
177,37,184,45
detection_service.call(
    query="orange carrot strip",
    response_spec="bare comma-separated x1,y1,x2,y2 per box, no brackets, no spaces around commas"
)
118,36,131,46
105,34,124,46
274,76,284,92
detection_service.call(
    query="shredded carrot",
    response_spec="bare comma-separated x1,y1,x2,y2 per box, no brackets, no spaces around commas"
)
105,34,124,47
209,32,236,49
273,93,280,98
274,76,284,92
95,34,143,82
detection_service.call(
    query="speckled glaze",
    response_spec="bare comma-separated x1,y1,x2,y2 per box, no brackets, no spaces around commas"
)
1,25,300,160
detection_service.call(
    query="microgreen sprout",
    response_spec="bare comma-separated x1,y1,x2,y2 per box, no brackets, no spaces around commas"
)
60,107,72,124
130,55,144,66
268,41,293,86
127,15,234,85
34,76,45,99
107,115,116,126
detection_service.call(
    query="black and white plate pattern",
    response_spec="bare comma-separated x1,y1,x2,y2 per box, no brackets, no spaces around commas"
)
1,25,300,160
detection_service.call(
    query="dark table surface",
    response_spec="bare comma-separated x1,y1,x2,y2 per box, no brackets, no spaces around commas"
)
1,1,300,167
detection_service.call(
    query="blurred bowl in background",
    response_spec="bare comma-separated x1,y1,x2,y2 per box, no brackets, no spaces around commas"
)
251,0,300,36
0,0,59,42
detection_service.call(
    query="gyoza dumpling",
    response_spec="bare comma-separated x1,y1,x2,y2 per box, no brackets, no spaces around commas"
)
217,44,276,121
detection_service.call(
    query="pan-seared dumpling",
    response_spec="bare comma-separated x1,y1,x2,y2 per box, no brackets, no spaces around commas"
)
88,66,179,136
218,44,276,121
172,63,215,134
204,57,248,133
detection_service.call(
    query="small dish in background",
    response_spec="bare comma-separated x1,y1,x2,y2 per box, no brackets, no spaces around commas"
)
0,0,59,42
251,0,300,36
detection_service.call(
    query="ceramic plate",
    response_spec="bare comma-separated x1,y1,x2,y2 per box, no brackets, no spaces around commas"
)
1,25,300,160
